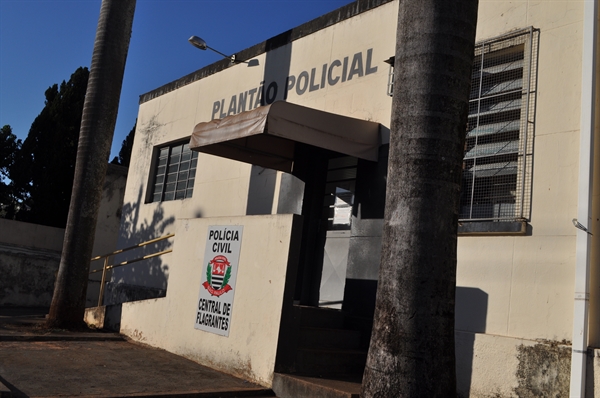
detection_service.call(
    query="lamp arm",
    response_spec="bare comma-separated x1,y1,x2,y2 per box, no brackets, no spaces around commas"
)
206,46,232,61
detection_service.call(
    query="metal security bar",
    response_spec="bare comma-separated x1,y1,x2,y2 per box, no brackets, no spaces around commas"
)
88,233,174,307
151,142,198,203
460,27,538,222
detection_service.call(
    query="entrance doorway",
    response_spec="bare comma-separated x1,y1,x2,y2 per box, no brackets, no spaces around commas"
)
319,156,357,308
291,144,357,308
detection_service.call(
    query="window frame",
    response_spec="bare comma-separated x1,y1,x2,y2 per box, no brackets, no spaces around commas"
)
385,27,538,234
147,140,198,203
459,27,538,228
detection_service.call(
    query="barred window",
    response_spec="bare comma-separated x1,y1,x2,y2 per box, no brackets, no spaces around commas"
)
150,141,198,202
460,28,538,222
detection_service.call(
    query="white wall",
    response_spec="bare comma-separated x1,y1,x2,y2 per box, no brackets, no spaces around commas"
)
457,0,584,343
116,0,595,395
112,0,398,291
120,214,299,386
0,164,128,307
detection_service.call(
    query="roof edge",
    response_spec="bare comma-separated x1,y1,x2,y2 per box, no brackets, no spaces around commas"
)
139,0,395,104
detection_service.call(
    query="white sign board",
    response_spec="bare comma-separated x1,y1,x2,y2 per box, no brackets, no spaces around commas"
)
195,225,243,337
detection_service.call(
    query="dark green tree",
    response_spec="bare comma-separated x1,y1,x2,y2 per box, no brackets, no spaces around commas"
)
0,125,21,216
361,0,478,396
10,67,89,228
111,120,136,167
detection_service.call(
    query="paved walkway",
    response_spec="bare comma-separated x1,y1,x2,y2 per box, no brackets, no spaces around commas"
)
0,307,275,398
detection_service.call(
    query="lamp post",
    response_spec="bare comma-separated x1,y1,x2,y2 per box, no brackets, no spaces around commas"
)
188,36,258,66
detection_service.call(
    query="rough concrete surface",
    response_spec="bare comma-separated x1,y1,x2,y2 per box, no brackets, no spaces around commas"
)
514,342,571,398
0,307,275,397
0,245,60,307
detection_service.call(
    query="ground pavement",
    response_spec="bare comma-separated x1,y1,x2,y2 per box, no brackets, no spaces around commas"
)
0,307,276,398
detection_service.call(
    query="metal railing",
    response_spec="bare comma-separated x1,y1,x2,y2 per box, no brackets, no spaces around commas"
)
89,233,174,307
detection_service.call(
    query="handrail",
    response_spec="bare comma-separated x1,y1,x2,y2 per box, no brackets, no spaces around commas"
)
90,233,174,261
89,233,174,307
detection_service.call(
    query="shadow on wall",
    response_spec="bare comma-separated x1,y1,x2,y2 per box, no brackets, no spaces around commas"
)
245,31,293,216
103,186,175,305
455,286,488,398
246,166,277,215
86,164,128,307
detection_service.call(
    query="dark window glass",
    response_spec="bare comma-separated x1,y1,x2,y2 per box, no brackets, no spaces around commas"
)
149,141,199,202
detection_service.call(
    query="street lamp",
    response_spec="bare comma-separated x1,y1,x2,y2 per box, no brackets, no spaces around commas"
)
188,36,258,66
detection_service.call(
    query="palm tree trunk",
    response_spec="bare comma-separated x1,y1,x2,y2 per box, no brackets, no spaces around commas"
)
361,0,478,396
47,0,136,329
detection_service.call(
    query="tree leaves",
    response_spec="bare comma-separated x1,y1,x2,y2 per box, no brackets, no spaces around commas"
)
0,125,21,216
7,67,89,227
111,120,135,167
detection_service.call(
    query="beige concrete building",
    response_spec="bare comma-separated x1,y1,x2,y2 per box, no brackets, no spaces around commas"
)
109,0,600,396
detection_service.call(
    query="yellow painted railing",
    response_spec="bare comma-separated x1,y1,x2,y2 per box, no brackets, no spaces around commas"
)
89,233,174,307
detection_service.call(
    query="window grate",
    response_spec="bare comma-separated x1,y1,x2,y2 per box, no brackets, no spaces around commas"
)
459,27,538,222
150,142,198,203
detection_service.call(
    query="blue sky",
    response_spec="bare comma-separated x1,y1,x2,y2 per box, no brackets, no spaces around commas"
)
0,0,354,160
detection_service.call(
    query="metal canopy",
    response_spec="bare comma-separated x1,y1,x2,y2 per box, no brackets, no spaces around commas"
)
190,101,380,173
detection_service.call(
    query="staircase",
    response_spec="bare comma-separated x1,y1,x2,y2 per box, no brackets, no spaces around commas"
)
273,306,371,398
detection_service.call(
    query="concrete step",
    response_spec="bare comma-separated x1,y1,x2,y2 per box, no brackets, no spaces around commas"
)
298,327,361,350
343,314,374,349
273,373,361,398
298,305,344,329
296,347,367,377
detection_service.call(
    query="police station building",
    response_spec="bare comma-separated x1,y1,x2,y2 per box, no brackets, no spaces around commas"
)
106,0,600,396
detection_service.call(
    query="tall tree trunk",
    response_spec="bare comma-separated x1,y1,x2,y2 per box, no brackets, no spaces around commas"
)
361,0,478,396
47,0,136,329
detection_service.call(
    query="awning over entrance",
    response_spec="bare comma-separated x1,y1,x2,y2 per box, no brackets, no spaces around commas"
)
190,101,380,173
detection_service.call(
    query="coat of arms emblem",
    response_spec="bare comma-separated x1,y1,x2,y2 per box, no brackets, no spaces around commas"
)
202,255,233,296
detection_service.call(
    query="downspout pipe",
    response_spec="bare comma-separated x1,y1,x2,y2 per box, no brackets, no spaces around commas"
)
570,0,597,396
